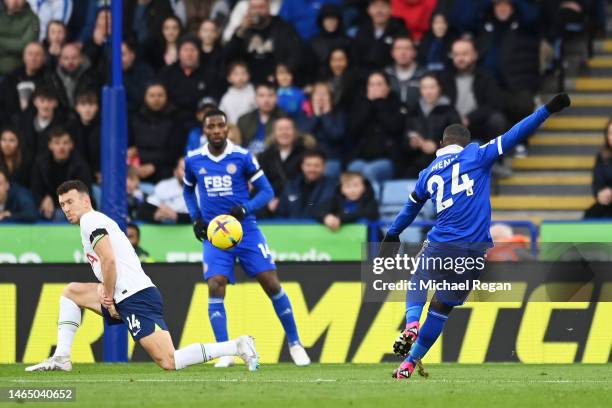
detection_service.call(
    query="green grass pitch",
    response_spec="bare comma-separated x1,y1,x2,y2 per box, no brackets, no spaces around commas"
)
1,363,611,408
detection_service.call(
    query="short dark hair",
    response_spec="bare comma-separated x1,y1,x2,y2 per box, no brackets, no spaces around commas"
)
32,85,58,101
127,223,140,237
75,89,98,105
255,80,277,92
442,124,471,147
302,148,327,163
48,126,72,141
203,108,227,123
57,180,90,196
227,60,249,76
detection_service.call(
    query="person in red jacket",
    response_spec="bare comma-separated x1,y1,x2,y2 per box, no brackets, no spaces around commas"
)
391,0,437,42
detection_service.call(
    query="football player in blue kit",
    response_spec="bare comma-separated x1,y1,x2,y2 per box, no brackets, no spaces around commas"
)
183,109,310,367
382,94,571,379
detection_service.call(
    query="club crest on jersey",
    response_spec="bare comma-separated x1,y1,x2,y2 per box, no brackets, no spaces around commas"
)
226,163,237,174
199,167,207,175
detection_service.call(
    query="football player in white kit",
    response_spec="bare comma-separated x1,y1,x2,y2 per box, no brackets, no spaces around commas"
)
26,180,259,372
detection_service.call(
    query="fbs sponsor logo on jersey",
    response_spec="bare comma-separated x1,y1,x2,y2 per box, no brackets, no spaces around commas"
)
204,175,233,197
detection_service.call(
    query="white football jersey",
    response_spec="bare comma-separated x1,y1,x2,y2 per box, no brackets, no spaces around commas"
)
80,210,154,303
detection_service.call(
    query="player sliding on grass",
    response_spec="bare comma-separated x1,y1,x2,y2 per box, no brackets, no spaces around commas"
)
26,180,259,372
382,93,571,379
183,108,310,367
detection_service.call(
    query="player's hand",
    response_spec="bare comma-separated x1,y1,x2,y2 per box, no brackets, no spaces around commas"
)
230,205,247,221
193,219,208,242
545,93,571,113
377,233,401,260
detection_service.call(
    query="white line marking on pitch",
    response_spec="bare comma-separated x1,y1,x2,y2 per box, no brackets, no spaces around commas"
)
7,378,611,384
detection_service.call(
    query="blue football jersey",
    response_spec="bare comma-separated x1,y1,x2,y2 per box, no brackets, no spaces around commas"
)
183,140,263,223
412,137,505,244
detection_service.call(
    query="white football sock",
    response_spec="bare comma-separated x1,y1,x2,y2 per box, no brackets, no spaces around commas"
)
53,296,82,357
174,340,238,370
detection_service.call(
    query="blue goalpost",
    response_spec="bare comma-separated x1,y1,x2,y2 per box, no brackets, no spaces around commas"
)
100,0,128,362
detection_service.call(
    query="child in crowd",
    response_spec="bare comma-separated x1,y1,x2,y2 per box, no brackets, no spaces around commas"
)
219,62,256,124
317,171,379,231
127,166,145,221
275,64,306,118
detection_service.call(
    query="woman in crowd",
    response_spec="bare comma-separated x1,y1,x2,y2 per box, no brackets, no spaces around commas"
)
584,119,612,218
0,127,31,188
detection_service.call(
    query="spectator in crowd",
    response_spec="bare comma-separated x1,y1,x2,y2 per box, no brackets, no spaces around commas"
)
26,0,72,41
82,7,110,69
126,223,153,262
181,0,231,34
390,0,436,42
145,14,183,70
347,71,405,183
352,0,410,74
434,0,488,34
0,127,31,187
276,148,337,218
258,117,312,197
299,81,346,177
48,42,100,109
197,19,225,93
0,41,48,122
477,0,540,125
279,0,341,41
487,223,534,261
158,35,221,134
18,85,64,158
384,35,424,109
316,171,379,231
0,0,40,77
418,12,455,72
222,0,283,44
30,126,91,220
219,61,257,125
68,90,100,182
126,166,145,221
137,157,191,224
129,82,181,183
440,37,506,144
185,97,216,153
237,81,286,155
584,120,612,219
225,0,303,83
121,39,155,114
403,73,461,176
43,19,67,70
0,168,38,222
310,4,352,71
129,0,175,47
322,47,359,111
65,0,97,44
275,63,306,118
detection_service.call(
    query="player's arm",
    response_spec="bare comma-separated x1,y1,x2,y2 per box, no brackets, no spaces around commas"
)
386,192,426,239
90,231,116,307
479,93,570,166
182,157,208,240
230,154,274,219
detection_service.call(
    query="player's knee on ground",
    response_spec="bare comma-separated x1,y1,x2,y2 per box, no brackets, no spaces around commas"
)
429,296,454,315
156,353,176,370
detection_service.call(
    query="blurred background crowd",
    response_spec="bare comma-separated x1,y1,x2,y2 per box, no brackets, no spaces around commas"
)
0,0,609,233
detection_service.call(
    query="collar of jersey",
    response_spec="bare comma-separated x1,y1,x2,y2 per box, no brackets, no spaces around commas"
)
202,140,235,162
435,144,463,157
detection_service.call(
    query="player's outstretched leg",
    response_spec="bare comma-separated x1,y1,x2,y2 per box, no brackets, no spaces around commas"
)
393,296,452,379
256,271,310,366
206,276,235,368
393,298,426,357
140,330,259,371
26,283,101,372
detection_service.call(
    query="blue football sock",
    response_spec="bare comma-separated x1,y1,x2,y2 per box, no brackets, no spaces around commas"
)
405,302,425,326
208,297,228,342
407,309,449,363
270,288,300,345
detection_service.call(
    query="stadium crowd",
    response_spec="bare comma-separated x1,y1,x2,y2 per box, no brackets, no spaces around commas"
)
0,0,609,227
